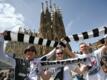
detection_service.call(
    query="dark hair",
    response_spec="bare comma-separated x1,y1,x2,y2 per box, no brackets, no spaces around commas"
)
24,45,37,54
79,42,87,46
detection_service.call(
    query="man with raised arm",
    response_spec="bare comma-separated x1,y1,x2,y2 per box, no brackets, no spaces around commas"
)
64,39,107,80
23,45,56,80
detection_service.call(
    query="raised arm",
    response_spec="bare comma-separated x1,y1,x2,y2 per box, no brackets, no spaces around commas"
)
64,46,76,58
40,48,56,61
94,38,107,55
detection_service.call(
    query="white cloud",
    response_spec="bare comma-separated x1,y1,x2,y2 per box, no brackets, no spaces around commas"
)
3,3,15,14
0,3,3,11
0,3,25,32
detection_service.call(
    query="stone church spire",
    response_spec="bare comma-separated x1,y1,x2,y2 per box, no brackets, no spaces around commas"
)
39,1,53,39
52,4,66,40
45,1,53,39
39,1,53,54
39,2,46,37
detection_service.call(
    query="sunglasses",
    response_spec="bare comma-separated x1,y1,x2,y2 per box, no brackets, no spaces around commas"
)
56,52,63,55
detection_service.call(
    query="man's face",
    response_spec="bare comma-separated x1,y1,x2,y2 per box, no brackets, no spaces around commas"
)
80,44,87,52
80,44,88,53
25,51,36,60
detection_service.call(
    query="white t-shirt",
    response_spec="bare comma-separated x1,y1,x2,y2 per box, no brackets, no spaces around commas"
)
75,51,100,80
94,46,107,80
28,58,42,80
79,46,107,80
49,64,77,80
94,46,105,66
28,48,56,80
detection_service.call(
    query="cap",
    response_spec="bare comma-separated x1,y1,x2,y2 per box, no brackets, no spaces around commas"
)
24,45,36,54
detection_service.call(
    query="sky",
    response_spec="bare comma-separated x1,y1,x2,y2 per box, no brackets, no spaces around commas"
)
0,0,107,51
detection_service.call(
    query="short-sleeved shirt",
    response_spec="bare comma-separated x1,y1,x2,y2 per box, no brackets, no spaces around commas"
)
94,46,107,80
28,48,56,80
28,58,42,80
49,64,77,80
75,51,100,80
76,46,107,80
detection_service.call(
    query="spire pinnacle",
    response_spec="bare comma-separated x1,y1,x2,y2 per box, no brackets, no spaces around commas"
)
41,2,44,12
45,0,48,8
53,3,56,11
50,0,52,10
